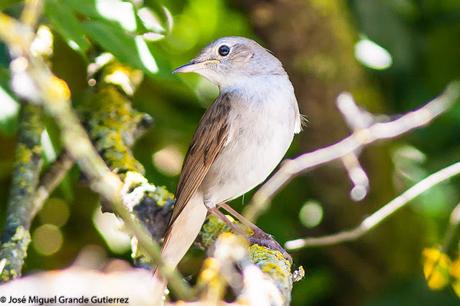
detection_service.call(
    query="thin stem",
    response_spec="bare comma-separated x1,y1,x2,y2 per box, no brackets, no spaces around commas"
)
31,151,74,217
20,0,43,28
285,162,460,250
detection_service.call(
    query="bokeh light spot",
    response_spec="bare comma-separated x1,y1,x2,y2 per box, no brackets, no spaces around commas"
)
354,37,392,70
299,200,323,228
39,197,70,227
32,224,63,256
153,145,184,176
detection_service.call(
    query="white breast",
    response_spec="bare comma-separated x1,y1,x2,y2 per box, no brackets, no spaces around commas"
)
202,75,299,207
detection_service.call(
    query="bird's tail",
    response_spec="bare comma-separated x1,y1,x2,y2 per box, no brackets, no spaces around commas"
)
152,192,208,305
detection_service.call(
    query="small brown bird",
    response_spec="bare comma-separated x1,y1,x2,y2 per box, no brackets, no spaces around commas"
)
153,36,301,302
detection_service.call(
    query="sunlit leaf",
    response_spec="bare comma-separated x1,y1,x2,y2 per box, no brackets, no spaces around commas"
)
65,0,137,33
0,68,19,134
82,21,154,75
44,0,91,55
137,7,165,33
82,21,171,77
0,84,19,134
422,248,451,290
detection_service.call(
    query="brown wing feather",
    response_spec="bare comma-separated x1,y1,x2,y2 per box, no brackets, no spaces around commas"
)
168,93,232,225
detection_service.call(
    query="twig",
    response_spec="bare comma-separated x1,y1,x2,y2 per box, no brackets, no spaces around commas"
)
20,0,43,28
441,202,460,255
342,153,369,201
31,151,74,217
336,92,371,201
244,82,460,221
0,10,192,300
285,161,460,250
0,104,43,282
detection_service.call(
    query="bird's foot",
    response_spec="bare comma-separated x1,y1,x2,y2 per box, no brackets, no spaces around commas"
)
248,228,292,264
208,205,292,263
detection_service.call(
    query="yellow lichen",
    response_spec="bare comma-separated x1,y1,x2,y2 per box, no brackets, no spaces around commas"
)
199,215,232,249
0,226,32,282
16,143,32,164
249,244,292,295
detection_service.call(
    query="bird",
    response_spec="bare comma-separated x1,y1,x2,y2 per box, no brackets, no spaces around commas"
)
152,36,302,303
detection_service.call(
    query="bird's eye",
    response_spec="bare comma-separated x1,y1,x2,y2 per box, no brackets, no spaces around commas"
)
218,45,230,56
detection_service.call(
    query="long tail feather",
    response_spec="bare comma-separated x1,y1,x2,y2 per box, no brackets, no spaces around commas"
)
152,192,207,305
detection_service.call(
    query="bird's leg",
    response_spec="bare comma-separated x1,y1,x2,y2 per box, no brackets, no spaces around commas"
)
219,203,292,263
219,203,263,232
207,207,246,236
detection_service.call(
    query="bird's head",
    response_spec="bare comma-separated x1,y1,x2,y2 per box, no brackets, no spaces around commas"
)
174,36,286,87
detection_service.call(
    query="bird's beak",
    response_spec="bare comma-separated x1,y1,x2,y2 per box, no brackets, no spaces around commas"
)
173,60,219,74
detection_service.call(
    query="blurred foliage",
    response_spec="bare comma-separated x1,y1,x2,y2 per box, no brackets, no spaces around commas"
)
1,0,460,305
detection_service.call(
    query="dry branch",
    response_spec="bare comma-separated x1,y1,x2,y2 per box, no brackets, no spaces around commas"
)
244,82,460,222
285,161,460,250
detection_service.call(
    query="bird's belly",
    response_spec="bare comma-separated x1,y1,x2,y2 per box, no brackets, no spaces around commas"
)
202,107,295,207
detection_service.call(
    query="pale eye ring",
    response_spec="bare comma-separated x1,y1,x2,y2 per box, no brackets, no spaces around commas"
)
218,45,230,56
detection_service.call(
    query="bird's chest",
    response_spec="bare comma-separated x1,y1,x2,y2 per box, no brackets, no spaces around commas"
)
229,97,293,156
203,86,296,204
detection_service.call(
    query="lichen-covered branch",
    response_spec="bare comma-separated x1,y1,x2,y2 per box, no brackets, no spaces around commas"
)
197,216,299,305
79,63,148,176
78,61,174,244
0,10,192,300
0,104,43,282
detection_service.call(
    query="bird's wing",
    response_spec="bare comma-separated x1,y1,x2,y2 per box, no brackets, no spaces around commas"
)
169,93,232,225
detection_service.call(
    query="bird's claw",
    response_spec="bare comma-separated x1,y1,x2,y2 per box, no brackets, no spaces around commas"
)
248,228,293,264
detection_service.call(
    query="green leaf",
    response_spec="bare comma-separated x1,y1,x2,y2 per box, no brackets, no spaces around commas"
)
65,0,138,33
82,20,161,76
0,69,19,135
44,0,91,55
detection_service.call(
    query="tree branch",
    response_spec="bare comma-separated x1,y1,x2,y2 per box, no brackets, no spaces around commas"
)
244,82,460,222
285,161,460,250
0,10,192,300
31,151,74,217
78,60,173,246
0,104,43,282
198,216,300,305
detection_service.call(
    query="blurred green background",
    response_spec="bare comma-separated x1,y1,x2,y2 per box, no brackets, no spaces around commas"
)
1,0,460,305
